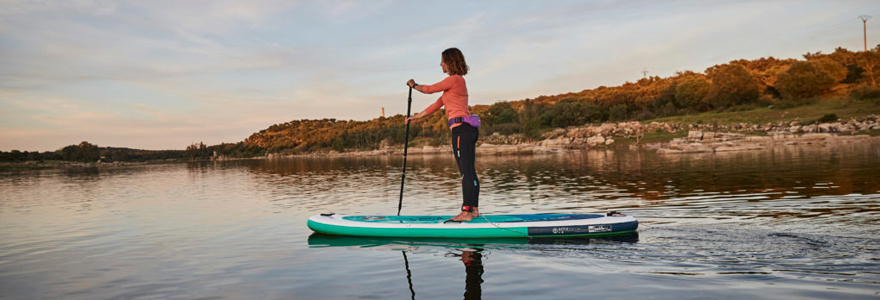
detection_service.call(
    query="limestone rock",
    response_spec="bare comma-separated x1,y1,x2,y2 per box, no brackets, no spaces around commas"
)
687,130,703,141
715,143,764,152
801,133,832,140
587,135,605,147
657,148,684,154
745,136,771,142
703,132,717,140
540,138,569,149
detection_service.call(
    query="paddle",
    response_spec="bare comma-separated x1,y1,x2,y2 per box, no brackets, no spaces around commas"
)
402,251,416,300
397,86,413,216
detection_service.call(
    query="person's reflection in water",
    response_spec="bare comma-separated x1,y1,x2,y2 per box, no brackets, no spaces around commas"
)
458,248,484,300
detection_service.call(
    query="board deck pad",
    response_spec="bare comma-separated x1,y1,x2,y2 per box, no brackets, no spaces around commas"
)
308,213,638,238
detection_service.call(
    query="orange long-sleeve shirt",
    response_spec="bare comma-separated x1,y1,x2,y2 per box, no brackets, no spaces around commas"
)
418,75,469,128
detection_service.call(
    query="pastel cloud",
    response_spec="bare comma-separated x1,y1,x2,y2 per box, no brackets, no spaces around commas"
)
1,0,877,151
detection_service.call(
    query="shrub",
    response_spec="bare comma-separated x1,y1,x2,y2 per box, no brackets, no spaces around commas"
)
851,84,880,100
813,57,847,83
608,104,628,121
776,61,837,100
816,113,838,123
675,77,711,111
706,64,762,108
483,101,518,125
548,99,588,128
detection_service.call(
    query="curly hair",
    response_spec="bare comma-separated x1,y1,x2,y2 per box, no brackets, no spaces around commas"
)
442,48,469,76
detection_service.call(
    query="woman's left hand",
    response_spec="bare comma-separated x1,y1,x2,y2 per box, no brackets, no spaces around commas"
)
406,79,416,88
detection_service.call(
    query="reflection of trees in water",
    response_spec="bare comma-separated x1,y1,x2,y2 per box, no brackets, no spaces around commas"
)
478,143,880,199
235,140,878,211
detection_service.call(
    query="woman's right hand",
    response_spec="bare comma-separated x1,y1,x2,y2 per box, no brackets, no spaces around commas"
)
406,113,419,124
406,79,416,88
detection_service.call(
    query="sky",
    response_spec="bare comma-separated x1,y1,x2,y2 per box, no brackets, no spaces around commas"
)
1,0,879,151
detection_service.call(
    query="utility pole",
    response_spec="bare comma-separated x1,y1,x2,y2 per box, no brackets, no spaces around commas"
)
860,15,871,52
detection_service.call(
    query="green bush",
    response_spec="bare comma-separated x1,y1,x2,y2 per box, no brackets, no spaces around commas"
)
706,64,762,108
483,101,518,125
776,61,837,100
608,104,628,121
675,77,711,110
814,58,847,83
519,100,551,139
816,113,839,123
851,84,880,100
548,99,588,128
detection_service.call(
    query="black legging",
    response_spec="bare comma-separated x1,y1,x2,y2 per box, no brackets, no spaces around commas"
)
451,123,479,211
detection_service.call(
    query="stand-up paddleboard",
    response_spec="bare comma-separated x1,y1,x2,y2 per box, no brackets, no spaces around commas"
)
307,212,638,238
307,232,640,248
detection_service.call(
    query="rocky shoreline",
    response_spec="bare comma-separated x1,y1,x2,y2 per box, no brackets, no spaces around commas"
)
262,114,879,158
653,132,878,154
11,115,875,168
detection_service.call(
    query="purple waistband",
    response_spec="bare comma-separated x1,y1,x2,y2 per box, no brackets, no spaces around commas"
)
448,114,481,128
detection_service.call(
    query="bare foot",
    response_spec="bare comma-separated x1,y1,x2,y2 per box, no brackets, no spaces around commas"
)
450,211,473,221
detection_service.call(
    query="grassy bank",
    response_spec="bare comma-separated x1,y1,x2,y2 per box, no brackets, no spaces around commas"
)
647,98,880,126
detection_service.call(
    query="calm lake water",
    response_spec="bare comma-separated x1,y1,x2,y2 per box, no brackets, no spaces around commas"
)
1,141,879,299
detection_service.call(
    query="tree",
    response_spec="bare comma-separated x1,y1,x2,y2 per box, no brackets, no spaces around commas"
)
675,76,711,111
483,101,518,125
705,64,762,108
518,100,551,139
481,101,521,135
653,81,677,112
813,58,847,83
185,142,210,160
548,99,587,128
858,48,880,86
776,61,838,100
61,141,100,162
608,104,628,121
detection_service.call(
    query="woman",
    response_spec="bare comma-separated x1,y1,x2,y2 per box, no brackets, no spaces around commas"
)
406,47,480,222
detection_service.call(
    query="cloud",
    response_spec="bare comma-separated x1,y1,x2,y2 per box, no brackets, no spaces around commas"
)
2,0,879,151
0,93,277,150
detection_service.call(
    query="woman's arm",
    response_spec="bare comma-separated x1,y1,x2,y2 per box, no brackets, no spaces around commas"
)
406,98,443,123
408,76,453,94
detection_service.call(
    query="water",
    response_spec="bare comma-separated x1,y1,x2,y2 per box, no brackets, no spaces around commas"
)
1,141,879,299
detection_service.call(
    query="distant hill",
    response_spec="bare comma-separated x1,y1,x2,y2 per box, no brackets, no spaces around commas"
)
0,141,185,163
224,46,879,157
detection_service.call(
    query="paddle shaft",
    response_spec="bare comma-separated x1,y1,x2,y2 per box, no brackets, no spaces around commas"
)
402,251,416,300
397,86,413,216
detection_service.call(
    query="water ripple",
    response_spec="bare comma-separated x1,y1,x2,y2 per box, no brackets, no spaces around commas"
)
1,141,879,299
